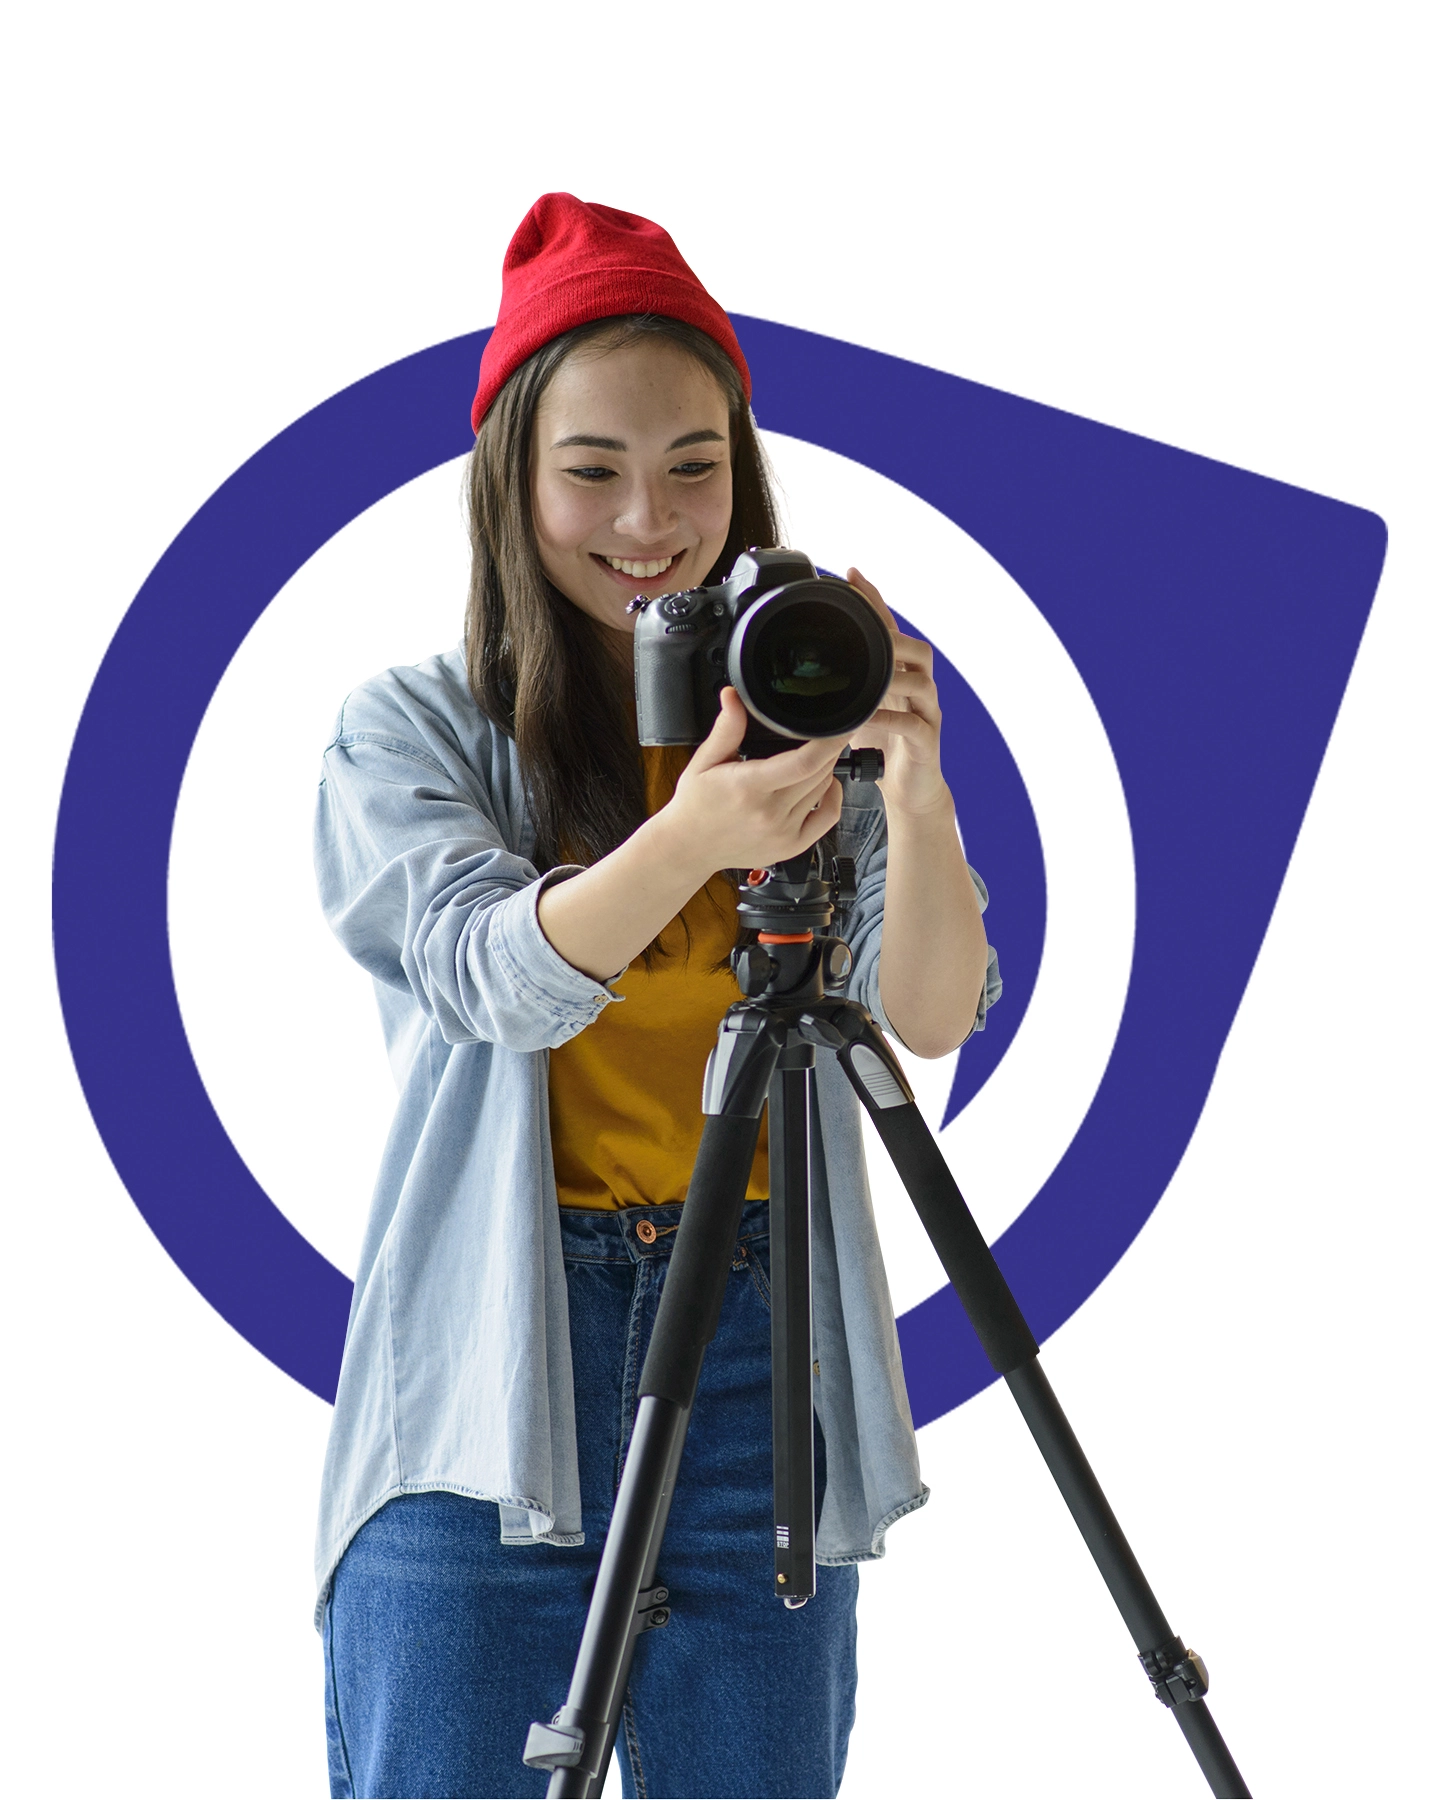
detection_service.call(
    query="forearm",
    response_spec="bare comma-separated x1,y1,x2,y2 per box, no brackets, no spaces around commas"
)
877,789,989,1057
537,692,851,982
537,809,710,980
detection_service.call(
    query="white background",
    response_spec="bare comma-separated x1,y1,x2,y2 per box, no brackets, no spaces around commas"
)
4,5,1435,1796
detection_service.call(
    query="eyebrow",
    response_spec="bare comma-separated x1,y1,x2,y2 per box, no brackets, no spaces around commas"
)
550,428,727,452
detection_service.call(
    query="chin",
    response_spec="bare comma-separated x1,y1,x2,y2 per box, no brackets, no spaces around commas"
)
586,596,638,635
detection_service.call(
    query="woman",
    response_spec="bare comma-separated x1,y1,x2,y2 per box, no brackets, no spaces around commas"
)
316,194,999,1800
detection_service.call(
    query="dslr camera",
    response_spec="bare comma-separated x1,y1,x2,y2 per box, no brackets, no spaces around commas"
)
630,549,894,752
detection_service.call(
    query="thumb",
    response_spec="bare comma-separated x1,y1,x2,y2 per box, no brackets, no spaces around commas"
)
688,686,748,773
848,566,898,633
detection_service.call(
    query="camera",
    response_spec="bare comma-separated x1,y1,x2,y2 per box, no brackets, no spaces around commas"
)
630,549,894,751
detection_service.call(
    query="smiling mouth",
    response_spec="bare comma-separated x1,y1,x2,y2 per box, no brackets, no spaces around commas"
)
594,552,682,582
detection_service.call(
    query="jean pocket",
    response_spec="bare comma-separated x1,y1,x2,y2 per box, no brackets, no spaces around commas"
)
322,1595,357,1799
736,1237,772,1312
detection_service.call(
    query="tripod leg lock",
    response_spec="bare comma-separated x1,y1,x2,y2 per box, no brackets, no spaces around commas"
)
522,1718,586,1771
522,1592,672,1773
633,1584,671,1634
1139,1634,1211,1706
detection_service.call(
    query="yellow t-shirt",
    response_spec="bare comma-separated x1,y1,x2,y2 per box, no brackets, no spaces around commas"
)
547,748,770,1210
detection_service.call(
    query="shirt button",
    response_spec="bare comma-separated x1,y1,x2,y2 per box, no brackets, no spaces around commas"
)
635,1219,657,1245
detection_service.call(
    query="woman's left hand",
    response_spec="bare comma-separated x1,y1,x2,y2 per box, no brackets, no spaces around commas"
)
845,568,950,817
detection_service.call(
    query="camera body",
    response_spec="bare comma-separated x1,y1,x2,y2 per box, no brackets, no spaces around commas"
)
631,548,893,751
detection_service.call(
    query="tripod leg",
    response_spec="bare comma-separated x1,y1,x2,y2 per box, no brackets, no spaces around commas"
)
525,1019,781,1795
832,1020,1251,1799
1006,1360,1250,1798
538,1398,690,1798
769,1058,817,1604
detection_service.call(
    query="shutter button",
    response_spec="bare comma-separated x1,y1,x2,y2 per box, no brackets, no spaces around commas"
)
635,1219,658,1245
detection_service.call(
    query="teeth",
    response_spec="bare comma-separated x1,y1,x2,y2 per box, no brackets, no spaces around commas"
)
604,554,677,579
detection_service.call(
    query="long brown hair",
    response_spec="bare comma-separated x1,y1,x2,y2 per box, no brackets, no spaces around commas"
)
464,314,782,875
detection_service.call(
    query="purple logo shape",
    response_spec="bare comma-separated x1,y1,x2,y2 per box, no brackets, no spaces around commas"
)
52,321,1385,1418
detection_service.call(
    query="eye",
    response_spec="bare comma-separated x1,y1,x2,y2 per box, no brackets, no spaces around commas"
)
562,464,617,483
672,459,722,478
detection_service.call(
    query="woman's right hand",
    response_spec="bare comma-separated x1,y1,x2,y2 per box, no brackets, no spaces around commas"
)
537,689,848,981
659,688,848,878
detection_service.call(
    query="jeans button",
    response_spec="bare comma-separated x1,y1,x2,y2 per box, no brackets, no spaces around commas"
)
635,1219,657,1245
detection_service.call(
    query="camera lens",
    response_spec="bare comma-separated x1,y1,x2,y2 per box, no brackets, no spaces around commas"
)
730,580,893,740
756,602,864,713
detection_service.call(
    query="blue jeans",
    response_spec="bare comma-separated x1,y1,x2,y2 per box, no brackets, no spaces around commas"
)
324,1201,860,1799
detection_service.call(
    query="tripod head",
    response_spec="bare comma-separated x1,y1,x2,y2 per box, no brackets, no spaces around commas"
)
730,854,850,1004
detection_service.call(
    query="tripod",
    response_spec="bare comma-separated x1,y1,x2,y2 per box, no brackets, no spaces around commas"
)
525,840,1250,1799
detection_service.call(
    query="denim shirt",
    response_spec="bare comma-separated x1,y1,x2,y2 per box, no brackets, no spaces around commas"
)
312,646,1001,1620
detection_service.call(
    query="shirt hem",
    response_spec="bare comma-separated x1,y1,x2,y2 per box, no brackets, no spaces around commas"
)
815,1483,931,1566
314,1481,585,1629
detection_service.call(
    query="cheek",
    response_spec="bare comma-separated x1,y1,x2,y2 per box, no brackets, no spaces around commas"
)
532,475,601,555
697,469,735,547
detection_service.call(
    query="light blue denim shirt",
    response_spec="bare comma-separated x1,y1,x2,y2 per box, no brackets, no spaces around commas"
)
312,645,1001,1620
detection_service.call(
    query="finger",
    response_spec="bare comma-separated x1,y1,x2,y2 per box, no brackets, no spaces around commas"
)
688,687,749,773
743,732,852,789
794,778,844,843
847,566,899,633
876,680,941,731
757,767,845,828
773,746,858,810
889,633,934,674
881,666,935,700
815,778,846,831
789,766,841,819
865,707,940,745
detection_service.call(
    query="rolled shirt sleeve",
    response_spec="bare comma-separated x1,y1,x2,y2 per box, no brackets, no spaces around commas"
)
315,684,615,1053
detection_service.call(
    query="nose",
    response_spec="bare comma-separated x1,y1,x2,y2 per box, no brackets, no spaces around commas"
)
613,475,676,547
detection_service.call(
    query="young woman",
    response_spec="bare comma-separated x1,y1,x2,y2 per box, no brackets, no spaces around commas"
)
315,194,1000,1800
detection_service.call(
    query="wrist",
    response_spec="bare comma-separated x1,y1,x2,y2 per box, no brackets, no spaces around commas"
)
882,779,956,829
643,798,717,890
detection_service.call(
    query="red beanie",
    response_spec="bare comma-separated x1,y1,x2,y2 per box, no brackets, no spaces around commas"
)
470,193,751,431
